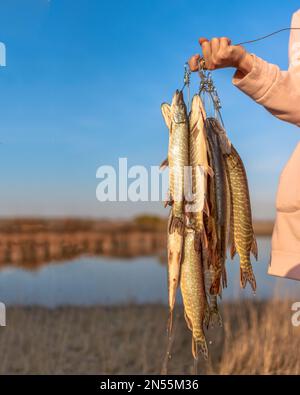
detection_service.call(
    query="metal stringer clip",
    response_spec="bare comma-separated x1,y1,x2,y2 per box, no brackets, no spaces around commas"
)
198,59,224,127
182,62,191,111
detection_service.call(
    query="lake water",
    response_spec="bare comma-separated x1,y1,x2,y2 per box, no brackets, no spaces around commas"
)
0,237,298,307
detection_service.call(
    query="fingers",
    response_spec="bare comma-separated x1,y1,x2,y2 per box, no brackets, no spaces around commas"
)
199,37,209,45
201,39,213,69
188,54,201,72
211,37,220,54
219,37,231,50
190,36,244,71
198,36,238,70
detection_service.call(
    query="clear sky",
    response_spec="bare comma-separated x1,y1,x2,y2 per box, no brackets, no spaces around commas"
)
0,0,299,219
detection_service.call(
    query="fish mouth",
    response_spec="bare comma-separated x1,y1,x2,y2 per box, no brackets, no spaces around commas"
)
172,90,187,123
172,89,184,106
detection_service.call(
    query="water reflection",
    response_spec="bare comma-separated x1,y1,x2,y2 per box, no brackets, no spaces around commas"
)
0,238,298,307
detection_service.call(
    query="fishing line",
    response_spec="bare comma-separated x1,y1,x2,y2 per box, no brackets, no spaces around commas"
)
236,27,300,46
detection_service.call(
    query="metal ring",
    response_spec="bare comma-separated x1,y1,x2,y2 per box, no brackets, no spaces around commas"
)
198,57,206,71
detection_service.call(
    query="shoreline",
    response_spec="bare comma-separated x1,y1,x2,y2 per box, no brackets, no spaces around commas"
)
0,217,273,268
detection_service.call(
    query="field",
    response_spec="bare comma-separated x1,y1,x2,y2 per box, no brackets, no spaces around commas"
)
0,299,299,374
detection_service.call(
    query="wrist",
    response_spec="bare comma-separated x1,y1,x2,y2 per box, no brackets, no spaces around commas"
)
236,52,253,76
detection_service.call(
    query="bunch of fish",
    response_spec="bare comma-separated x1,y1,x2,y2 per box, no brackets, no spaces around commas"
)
161,90,258,361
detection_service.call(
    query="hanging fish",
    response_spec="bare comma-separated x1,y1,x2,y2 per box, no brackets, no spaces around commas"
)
166,209,183,332
204,265,223,328
224,145,258,291
161,90,189,235
180,228,209,360
188,95,213,251
205,117,228,294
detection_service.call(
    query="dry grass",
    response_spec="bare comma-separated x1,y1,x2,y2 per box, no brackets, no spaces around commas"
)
0,300,299,374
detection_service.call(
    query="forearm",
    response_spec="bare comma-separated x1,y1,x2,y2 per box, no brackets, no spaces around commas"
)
234,52,254,78
233,55,300,127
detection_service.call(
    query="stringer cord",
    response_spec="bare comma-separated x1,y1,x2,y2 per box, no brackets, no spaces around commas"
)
236,27,300,46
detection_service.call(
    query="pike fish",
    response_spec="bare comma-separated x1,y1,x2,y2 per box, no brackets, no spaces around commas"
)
224,145,258,291
188,95,213,251
167,210,183,331
180,228,209,360
205,117,228,294
204,266,223,327
161,90,189,234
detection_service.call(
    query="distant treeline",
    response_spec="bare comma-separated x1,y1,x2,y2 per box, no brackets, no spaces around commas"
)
0,216,273,269
0,215,273,234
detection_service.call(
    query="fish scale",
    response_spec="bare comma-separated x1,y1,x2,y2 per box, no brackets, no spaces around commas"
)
188,95,211,247
180,229,209,360
225,145,258,291
167,91,190,232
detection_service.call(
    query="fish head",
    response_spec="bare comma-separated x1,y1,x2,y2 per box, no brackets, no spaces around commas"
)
171,90,187,124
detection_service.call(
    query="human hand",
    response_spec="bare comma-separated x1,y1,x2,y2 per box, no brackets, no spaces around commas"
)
189,37,253,76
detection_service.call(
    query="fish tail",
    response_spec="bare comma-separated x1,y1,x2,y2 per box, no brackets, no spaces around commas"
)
240,266,257,291
251,236,258,260
192,336,208,361
208,307,223,328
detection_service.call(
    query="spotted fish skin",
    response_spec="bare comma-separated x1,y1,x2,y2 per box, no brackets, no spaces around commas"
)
180,229,209,360
205,118,227,228
167,210,183,320
205,118,228,294
188,95,213,251
225,146,258,291
161,90,189,234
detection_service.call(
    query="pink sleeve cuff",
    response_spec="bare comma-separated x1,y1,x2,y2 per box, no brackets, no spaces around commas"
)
232,55,280,102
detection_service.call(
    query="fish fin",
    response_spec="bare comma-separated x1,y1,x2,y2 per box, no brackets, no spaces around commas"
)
208,306,223,329
161,103,171,130
201,228,209,251
167,214,173,233
230,241,237,260
206,165,214,178
164,192,173,208
204,305,210,329
164,200,172,208
210,276,221,296
203,198,210,217
221,265,228,289
160,158,169,171
251,237,258,261
240,267,257,292
184,310,193,332
170,216,184,235
192,337,208,361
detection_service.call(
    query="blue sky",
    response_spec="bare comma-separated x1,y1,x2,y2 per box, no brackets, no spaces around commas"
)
0,0,299,219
